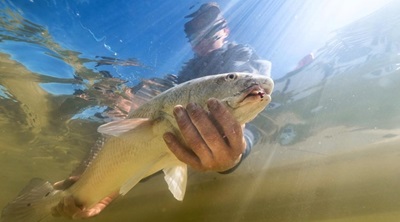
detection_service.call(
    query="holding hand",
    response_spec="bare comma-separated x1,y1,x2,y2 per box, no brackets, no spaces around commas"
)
51,98,246,220
163,98,246,172
51,177,117,220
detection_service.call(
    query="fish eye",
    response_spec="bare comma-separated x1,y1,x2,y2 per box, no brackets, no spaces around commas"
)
225,73,237,80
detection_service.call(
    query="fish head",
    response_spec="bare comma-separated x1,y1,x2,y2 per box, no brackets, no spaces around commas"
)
130,72,273,124
185,72,274,124
218,72,274,124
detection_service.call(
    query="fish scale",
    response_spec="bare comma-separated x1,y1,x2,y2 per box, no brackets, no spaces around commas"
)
1,72,274,222
69,121,178,207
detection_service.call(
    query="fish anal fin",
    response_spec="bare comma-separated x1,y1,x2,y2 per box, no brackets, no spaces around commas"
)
163,164,187,201
97,118,150,137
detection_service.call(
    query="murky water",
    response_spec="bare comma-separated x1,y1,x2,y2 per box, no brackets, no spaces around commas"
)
1,0,400,221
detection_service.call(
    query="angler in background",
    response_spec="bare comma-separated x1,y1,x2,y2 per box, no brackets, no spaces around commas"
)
165,2,271,173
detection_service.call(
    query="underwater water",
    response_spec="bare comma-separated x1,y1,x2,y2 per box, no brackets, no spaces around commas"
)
1,0,400,221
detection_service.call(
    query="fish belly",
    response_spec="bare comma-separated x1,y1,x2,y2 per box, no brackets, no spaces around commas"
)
67,121,180,208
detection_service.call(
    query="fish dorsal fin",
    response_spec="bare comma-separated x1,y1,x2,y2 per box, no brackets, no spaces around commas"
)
163,164,187,201
97,118,150,136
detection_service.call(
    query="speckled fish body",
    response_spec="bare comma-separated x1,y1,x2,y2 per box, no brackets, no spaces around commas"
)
1,72,274,222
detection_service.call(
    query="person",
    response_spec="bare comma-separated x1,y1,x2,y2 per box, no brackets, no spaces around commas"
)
51,2,271,219
163,2,271,173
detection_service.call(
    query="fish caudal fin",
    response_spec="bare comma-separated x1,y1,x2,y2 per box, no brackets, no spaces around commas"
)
163,164,187,201
1,178,62,222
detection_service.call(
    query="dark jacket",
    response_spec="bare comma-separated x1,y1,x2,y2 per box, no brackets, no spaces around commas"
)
178,42,271,83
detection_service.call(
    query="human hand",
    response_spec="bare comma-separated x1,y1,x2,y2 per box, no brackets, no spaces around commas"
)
51,195,114,220
163,98,246,172
51,177,117,219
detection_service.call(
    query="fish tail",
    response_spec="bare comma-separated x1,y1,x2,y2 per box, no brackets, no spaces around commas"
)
1,178,63,222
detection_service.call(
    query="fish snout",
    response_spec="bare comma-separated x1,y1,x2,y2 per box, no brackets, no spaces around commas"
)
234,76,274,106
262,77,274,95
244,84,272,102
249,77,274,99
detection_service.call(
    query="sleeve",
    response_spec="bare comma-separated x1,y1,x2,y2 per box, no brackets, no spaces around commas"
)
223,43,272,77
219,125,259,174
250,59,272,77
177,59,196,83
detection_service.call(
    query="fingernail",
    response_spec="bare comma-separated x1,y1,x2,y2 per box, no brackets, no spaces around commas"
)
187,102,197,110
207,99,219,110
64,196,71,206
186,103,199,113
173,105,185,117
163,134,172,143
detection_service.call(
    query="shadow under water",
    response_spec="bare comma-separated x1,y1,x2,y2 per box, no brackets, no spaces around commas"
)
1,1,400,222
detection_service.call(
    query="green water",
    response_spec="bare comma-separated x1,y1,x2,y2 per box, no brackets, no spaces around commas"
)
2,45,400,222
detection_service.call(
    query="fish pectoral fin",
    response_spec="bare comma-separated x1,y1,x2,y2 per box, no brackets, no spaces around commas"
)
163,164,187,201
97,118,150,136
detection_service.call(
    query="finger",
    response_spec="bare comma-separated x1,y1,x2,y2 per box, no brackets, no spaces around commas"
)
50,200,63,217
173,104,214,159
207,99,245,156
53,176,79,190
51,196,69,219
53,181,65,190
187,104,238,171
73,193,117,219
184,103,233,166
64,195,82,219
74,208,100,219
186,103,226,145
163,132,202,170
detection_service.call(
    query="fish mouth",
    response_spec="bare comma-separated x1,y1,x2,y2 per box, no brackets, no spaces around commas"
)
240,84,272,104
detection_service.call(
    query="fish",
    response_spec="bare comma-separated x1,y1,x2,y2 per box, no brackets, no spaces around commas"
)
1,72,274,222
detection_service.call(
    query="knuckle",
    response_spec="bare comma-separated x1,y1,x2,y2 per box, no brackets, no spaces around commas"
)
210,101,229,116
188,108,206,123
192,161,206,171
176,117,193,132
204,132,222,144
